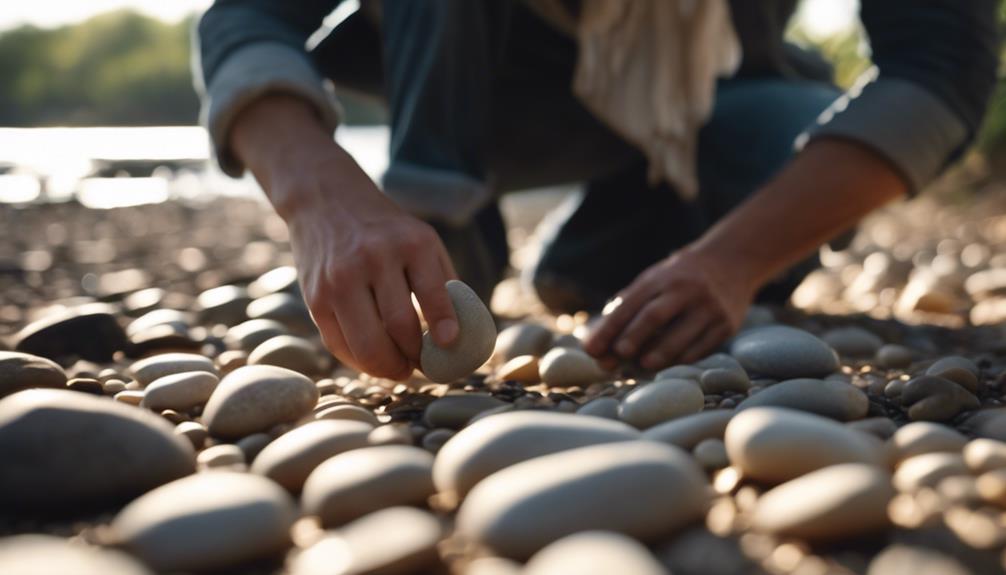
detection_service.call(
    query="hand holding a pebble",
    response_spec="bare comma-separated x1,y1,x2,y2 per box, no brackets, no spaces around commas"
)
584,246,754,370
231,94,460,380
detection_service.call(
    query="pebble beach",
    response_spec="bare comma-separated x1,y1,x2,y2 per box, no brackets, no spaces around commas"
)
4,191,1006,574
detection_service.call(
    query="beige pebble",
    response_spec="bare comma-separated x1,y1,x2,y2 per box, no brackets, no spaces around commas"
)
976,468,1006,506
725,407,884,484
316,404,380,426
494,323,553,363
197,443,245,469
251,419,371,492
433,411,639,499
202,365,318,439
174,420,208,450
129,353,217,387
751,463,893,541
141,371,219,412
420,280,496,383
115,390,146,406
0,535,153,575
291,507,444,575
110,471,296,573
301,445,435,527
893,453,969,492
496,355,541,383
538,347,606,386
890,421,968,463
368,424,413,446
456,441,708,560
736,378,868,421
523,531,668,575
642,410,734,450
247,334,320,376
964,438,1006,474
619,379,704,429
102,379,127,395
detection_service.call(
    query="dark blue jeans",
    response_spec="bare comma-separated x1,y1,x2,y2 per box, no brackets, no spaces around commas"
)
319,1,840,311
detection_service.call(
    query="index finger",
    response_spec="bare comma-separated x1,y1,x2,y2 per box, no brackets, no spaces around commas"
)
583,280,653,357
407,242,459,347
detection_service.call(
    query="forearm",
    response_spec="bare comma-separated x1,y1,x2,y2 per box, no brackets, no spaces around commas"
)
230,93,357,221
693,138,908,289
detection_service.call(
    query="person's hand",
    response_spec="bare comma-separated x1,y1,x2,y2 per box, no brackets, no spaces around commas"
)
583,246,754,370
231,94,459,380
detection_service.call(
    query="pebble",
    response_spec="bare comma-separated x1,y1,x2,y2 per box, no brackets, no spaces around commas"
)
291,507,444,575
110,471,296,572
890,422,968,462
141,371,219,411
892,453,969,492
67,377,104,395
875,344,913,369
103,379,127,395
866,545,972,575
14,303,128,362
301,445,435,527
197,443,246,469
576,396,621,419
126,308,192,338
960,408,1006,441
423,393,508,429
247,334,320,375
976,468,1006,506
699,368,750,394
964,438,1006,473
246,292,312,331
641,410,734,450
901,375,980,421
368,424,413,446
751,463,894,541
494,322,554,362
538,347,606,386
174,420,208,449
618,379,704,429
0,535,153,575
925,355,980,392
496,355,541,383
693,438,729,470
846,417,898,439
523,531,668,575
724,407,884,484
316,404,380,426
250,419,372,492
456,441,709,559
114,390,145,406
129,353,217,387
0,351,67,397
248,266,299,298
420,280,496,383
236,432,273,462
196,284,250,326
736,378,869,421
433,411,639,498
0,389,195,510
821,326,884,358
421,428,456,453
729,326,839,379
225,319,288,352
202,365,319,439
655,365,703,381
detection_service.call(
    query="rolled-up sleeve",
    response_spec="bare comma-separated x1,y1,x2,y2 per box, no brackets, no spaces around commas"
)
801,0,999,193
193,1,345,176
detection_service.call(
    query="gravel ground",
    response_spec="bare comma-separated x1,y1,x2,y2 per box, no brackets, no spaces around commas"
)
2,192,1006,574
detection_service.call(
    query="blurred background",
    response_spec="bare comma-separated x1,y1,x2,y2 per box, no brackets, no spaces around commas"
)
4,0,1006,332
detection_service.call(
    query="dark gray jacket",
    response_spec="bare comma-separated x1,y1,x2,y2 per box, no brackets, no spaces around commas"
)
195,0,999,194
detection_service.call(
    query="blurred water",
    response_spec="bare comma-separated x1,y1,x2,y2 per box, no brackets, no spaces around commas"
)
0,125,390,208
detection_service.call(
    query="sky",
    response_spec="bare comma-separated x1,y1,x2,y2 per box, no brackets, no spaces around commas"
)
0,0,858,36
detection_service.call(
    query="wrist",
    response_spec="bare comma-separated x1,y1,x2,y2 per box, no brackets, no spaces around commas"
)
683,240,759,300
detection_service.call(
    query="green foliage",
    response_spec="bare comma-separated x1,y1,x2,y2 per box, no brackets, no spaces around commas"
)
0,10,199,126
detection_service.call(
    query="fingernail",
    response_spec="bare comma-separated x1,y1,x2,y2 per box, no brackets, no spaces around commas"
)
435,319,459,344
615,340,634,357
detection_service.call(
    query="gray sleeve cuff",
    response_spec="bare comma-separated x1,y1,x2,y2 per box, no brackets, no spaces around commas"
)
800,70,968,193
201,42,342,177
